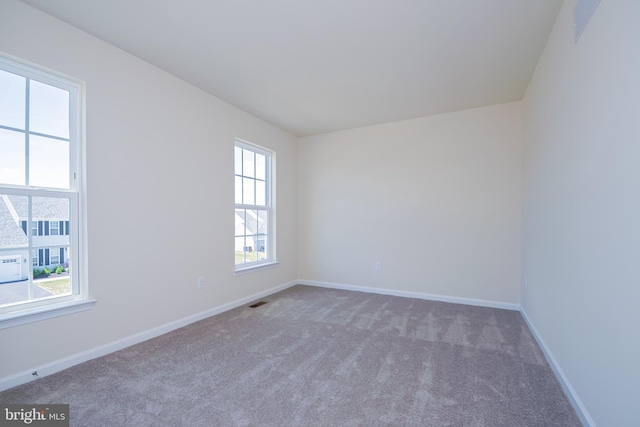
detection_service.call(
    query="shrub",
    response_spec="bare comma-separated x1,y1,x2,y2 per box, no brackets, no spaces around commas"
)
33,268,51,278
55,265,65,274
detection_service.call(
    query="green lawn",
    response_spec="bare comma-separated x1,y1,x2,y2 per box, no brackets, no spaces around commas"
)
35,278,71,296
235,251,264,264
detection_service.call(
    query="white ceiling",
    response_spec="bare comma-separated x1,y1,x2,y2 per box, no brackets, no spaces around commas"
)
20,0,563,136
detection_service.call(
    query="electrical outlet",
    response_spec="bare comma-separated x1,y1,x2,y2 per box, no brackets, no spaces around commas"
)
375,262,381,271
197,276,205,289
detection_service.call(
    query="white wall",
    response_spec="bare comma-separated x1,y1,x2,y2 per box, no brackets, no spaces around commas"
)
0,0,297,380
5,1,637,423
298,102,523,304
523,0,640,425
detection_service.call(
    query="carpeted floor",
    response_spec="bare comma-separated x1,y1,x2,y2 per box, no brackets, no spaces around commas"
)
0,285,581,426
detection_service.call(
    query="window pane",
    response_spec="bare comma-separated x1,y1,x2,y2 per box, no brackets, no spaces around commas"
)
242,177,255,205
242,149,255,178
257,210,268,235
234,146,242,175
247,210,259,239
255,180,266,206
0,128,25,186
235,209,246,237
29,80,70,139
0,195,28,249
0,250,30,306
8,194,28,221
0,70,26,130
57,246,71,294
32,248,71,297
257,235,267,260
32,197,70,248
255,153,266,180
29,135,69,189
3,194,74,298
235,236,245,264
235,176,243,204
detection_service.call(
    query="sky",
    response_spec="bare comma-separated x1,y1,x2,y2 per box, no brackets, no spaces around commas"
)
0,69,70,189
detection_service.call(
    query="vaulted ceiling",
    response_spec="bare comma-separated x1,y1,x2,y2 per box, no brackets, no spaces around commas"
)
21,0,563,136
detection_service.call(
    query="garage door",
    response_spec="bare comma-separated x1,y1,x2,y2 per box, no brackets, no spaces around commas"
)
0,255,21,284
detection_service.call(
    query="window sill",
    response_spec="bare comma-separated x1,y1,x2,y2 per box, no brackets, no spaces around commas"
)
0,298,97,330
235,261,279,275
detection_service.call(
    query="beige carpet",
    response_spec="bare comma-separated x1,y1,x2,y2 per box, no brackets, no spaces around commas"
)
0,285,581,426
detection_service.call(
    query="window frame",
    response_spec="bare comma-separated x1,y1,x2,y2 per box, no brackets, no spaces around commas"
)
0,54,92,329
50,251,60,266
234,139,276,272
49,220,60,236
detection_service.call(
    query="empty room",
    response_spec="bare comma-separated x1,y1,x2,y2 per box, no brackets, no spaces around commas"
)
0,0,637,426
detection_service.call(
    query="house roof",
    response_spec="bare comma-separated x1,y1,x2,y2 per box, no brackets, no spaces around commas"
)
0,196,27,248
235,210,266,236
0,195,69,248
6,195,69,220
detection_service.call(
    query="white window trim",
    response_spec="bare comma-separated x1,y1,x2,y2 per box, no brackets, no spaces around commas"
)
0,299,96,330
234,139,276,273
0,53,91,329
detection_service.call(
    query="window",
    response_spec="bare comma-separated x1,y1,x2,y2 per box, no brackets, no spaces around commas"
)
234,140,274,270
0,54,90,328
50,251,60,266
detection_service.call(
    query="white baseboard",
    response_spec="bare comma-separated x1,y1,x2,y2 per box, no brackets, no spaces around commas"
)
298,279,520,311
0,280,297,392
520,308,595,427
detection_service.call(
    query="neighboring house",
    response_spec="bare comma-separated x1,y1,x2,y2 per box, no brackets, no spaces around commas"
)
234,210,266,253
0,195,69,284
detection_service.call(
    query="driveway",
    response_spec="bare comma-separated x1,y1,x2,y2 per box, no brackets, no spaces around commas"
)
0,280,54,306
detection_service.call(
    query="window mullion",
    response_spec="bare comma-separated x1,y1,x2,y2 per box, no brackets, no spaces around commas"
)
240,149,244,204
265,159,270,207
70,192,80,296
27,196,33,301
25,78,30,187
